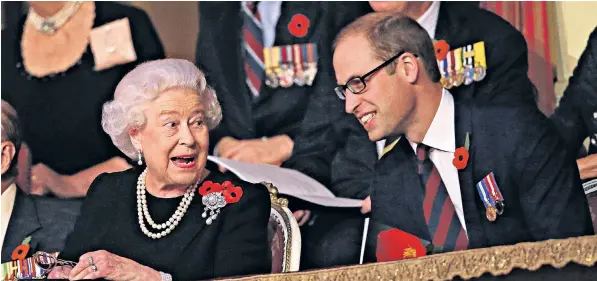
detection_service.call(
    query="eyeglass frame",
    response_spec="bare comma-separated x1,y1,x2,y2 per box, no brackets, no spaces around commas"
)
334,50,418,100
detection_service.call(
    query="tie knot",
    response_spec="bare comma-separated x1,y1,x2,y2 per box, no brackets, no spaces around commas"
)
417,144,431,161
245,1,259,13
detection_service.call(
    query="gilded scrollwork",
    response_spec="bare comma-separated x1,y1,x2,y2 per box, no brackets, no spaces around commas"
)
222,235,597,281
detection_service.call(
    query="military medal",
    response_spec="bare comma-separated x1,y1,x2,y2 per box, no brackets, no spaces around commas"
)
304,43,318,86
272,46,283,88
473,41,487,82
452,48,465,87
263,47,279,88
439,57,452,89
445,50,455,88
476,174,499,222
278,46,293,88
484,172,505,215
463,45,474,86
293,44,305,86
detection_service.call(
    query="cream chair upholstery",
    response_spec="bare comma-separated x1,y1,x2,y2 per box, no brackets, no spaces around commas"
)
262,182,301,273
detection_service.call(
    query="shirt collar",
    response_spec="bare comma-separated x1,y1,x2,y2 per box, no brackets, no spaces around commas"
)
409,88,456,153
417,1,440,39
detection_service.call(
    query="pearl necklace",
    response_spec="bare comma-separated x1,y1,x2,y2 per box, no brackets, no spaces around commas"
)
136,169,197,239
28,1,82,34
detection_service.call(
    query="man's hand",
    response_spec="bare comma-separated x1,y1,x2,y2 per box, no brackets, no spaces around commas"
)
361,196,371,214
217,135,294,168
578,154,597,180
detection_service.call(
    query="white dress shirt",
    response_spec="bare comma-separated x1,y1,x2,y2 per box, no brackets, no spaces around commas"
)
376,1,441,156
256,1,282,48
406,89,467,233
1,183,18,252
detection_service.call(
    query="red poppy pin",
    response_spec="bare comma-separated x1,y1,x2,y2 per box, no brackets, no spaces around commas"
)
434,40,450,61
376,228,427,262
199,181,243,225
288,14,310,38
453,132,470,170
11,236,32,261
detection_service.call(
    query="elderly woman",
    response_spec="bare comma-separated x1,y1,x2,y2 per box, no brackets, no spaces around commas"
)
49,59,271,280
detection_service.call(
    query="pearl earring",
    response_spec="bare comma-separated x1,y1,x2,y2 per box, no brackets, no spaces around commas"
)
137,150,143,166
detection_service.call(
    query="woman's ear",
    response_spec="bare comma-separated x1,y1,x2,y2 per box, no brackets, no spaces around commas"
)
129,128,142,151
401,54,420,84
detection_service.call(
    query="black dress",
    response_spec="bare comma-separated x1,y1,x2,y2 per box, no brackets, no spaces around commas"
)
60,168,272,281
1,2,165,175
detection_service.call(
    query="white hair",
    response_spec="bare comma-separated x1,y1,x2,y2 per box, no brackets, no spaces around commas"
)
101,59,222,159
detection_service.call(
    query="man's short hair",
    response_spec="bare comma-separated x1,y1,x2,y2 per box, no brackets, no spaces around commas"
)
1,100,22,178
334,13,441,82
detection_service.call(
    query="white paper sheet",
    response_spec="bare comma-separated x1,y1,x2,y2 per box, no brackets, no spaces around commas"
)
208,156,362,208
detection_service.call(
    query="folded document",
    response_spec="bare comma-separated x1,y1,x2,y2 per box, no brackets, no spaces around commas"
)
208,156,362,208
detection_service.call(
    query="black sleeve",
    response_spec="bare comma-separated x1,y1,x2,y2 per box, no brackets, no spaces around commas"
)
213,184,271,278
59,174,112,262
513,108,594,239
551,27,597,155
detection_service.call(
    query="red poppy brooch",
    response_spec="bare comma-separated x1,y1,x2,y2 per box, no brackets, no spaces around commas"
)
453,132,470,170
199,181,243,225
287,14,310,38
11,236,32,261
434,40,450,61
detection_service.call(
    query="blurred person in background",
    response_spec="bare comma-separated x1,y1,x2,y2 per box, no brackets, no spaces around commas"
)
551,26,597,181
1,1,165,198
1,100,81,263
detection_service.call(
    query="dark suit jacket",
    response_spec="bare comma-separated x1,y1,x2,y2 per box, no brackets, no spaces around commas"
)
372,102,594,249
551,26,597,156
1,187,82,263
60,169,271,281
195,2,372,155
286,2,536,198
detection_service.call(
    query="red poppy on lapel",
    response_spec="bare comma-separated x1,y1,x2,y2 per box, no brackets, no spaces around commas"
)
376,228,426,262
198,181,223,195
199,181,243,204
222,181,243,204
11,236,32,261
453,147,469,170
434,40,450,61
453,132,471,170
287,14,310,38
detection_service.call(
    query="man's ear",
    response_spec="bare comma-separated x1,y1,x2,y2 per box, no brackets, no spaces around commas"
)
400,54,420,84
1,141,16,176
129,128,143,151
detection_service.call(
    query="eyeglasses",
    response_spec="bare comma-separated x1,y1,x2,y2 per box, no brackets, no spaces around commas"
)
334,51,414,100
31,251,78,278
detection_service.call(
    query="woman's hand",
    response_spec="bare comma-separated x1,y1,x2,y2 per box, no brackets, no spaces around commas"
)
69,250,161,281
47,265,73,279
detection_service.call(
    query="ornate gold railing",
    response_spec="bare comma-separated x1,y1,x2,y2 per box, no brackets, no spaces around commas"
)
222,235,597,281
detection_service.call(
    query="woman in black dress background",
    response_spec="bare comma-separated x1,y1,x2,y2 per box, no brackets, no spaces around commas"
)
1,1,164,197
49,59,271,280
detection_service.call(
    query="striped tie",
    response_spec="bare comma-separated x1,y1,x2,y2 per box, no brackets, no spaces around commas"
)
417,144,469,251
242,1,265,98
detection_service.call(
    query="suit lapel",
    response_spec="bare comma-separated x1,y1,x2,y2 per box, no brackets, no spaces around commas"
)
374,138,430,241
454,102,487,248
2,189,41,263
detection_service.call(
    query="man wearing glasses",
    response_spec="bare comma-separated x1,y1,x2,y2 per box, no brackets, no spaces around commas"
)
333,13,593,251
